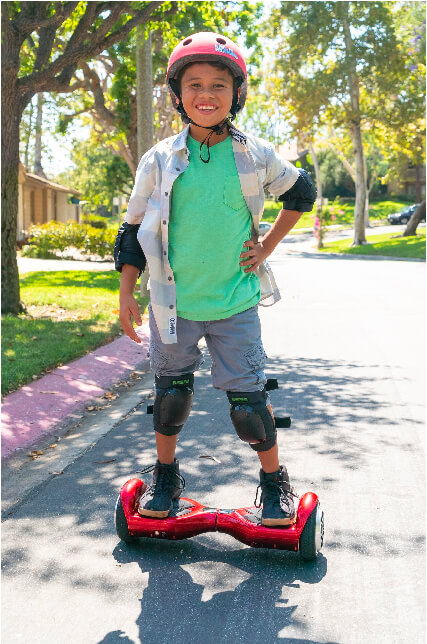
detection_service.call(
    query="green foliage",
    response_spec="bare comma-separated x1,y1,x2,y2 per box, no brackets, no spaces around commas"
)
319,230,426,259
55,138,133,214
21,221,116,259
2,270,149,395
81,213,108,229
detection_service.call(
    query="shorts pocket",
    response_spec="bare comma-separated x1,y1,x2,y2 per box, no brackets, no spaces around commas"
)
150,344,168,372
244,343,267,384
223,176,246,211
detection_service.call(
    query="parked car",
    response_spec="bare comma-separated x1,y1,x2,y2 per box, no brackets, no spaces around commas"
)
387,204,424,225
258,222,272,236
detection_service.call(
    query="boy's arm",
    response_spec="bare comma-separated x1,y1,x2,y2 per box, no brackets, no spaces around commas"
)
241,167,317,272
239,208,302,272
119,264,143,344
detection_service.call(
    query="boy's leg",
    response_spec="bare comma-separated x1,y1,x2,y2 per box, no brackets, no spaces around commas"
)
138,308,204,517
205,306,296,526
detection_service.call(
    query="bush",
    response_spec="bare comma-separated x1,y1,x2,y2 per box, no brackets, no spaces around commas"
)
22,221,115,259
81,214,108,229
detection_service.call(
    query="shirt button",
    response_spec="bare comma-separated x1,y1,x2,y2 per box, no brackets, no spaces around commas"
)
176,167,180,171
169,305,174,309
165,191,169,196
163,220,166,225
163,251,167,255
168,276,172,281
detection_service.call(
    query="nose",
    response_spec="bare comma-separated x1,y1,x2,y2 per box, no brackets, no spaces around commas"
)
197,85,215,98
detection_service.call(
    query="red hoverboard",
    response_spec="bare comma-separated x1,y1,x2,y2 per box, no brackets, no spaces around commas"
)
115,478,324,561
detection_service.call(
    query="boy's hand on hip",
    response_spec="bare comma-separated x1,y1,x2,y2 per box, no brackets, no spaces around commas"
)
239,240,269,273
119,294,142,344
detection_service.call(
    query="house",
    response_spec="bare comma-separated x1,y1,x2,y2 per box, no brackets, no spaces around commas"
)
17,163,82,241
387,161,426,202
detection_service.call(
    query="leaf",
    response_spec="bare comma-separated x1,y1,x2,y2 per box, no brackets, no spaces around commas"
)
103,392,118,400
93,459,116,464
199,455,221,464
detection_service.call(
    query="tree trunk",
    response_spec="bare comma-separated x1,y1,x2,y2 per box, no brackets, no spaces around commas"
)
1,88,23,314
363,153,371,228
341,4,366,246
309,142,324,249
34,93,47,178
136,29,154,297
403,200,425,236
24,98,34,169
136,30,154,161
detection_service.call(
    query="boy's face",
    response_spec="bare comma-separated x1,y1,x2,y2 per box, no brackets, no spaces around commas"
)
179,63,235,127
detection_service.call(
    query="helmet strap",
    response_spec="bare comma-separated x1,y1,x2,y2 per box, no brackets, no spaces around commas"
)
189,118,228,164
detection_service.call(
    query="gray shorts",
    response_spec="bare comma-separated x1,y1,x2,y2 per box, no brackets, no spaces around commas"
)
149,305,267,392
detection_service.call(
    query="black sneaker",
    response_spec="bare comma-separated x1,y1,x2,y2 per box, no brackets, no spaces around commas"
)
138,459,185,518
255,466,297,527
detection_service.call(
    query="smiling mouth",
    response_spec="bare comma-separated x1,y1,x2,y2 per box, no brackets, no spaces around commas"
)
195,105,217,113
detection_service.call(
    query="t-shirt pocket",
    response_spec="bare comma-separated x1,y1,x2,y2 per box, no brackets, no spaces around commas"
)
223,176,246,211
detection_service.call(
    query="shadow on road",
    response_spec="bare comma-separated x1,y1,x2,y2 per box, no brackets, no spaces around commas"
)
97,540,329,644
2,351,422,643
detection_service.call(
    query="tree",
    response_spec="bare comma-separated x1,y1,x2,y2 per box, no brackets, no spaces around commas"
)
2,1,168,314
55,2,263,176
403,201,426,237
267,1,407,246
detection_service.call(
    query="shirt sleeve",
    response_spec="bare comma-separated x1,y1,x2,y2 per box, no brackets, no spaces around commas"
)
264,144,300,197
124,147,157,225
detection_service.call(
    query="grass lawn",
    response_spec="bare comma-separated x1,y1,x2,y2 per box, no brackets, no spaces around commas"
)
262,198,413,230
2,270,148,396
319,230,426,259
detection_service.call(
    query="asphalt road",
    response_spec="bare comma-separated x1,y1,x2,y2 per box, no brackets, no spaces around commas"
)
2,245,425,644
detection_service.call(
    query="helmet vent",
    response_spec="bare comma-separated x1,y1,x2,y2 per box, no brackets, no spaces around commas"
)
216,37,226,44
183,38,192,46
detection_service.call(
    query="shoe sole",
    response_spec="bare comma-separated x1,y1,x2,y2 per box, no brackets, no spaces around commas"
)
138,507,170,518
261,514,296,527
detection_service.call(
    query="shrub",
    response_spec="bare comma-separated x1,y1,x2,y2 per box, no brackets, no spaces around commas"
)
81,214,108,229
22,221,115,258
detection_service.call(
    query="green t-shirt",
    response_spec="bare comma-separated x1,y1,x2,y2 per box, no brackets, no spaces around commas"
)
169,135,260,321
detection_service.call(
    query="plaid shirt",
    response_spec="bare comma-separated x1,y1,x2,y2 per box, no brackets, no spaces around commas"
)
125,123,300,344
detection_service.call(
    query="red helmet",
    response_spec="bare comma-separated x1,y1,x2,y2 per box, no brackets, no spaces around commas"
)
167,32,248,120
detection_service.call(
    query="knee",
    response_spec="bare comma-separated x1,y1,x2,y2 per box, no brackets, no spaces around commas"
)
154,374,194,436
227,388,277,452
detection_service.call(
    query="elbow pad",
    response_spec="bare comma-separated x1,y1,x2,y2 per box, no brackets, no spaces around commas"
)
114,222,146,275
279,169,317,212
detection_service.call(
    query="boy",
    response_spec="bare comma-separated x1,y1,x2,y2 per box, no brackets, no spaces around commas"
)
114,33,316,526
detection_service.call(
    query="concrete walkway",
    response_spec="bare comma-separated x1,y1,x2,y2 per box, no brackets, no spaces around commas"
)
1,323,150,460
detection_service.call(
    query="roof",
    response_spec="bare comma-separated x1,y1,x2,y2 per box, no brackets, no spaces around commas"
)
19,165,81,196
276,142,308,163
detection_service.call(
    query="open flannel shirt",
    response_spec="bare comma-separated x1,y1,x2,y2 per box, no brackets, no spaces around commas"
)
115,122,316,344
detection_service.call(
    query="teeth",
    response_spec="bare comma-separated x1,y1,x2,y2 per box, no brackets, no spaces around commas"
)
197,106,215,110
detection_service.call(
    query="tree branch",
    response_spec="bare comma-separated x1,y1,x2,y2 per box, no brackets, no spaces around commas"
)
80,61,116,126
13,2,79,37
17,2,165,99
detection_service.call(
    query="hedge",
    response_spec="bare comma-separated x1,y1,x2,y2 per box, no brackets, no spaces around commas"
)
21,221,117,259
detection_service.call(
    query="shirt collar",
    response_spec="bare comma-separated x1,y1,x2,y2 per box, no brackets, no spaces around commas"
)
171,121,247,152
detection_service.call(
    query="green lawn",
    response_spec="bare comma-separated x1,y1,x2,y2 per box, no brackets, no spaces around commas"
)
319,230,426,259
2,270,148,396
262,198,413,230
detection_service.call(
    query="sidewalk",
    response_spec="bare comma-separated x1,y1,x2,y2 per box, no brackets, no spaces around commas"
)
1,323,150,460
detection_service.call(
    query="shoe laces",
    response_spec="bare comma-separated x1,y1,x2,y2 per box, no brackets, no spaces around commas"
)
137,463,185,495
254,479,298,509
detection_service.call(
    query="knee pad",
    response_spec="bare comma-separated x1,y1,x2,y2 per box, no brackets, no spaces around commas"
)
153,374,194,436
227,389,277,452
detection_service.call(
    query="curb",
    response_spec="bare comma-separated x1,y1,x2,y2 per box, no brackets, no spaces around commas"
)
1,321,150,460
